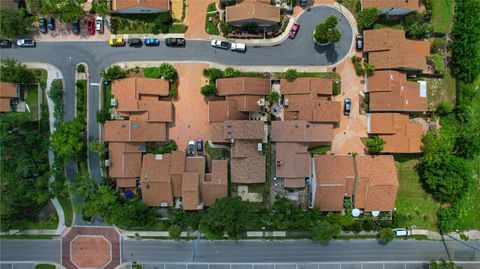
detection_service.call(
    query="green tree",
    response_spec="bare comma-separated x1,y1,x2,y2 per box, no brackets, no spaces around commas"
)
313,16,341,44
456,119,480,159
88,140,106,153
96,107,110,124
101,66,127,80
200,197,255,239
268,91,280,105
158,63,177,80
203,68,223,82
404,12,433,39
224,67,238,78
48,79,64,126
0,8,34,38
379,228,395,244
51,118,85,161
285,69,298,81
436,101,454,115
201,84,217,97
366,135,385,153
92,0,109,16
420,153,473,203
310,220,340,242
429,259,463,269
356,7,380,30
169,225,182,240
0,58,36,83
437,207,458,233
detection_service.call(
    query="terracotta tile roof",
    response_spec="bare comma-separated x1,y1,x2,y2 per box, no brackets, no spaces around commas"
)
185,156,206,180
108,142,145,179
216,77,270,96
284,178,306,188
363,28,430,71
231,140,265,184
369,113,424,153
280,78,332,95
210,120,265,142
116,178,137,188
362,0,422,12
314,155,355,211
275,142,311,179
104,120,167,142
225,0,280,24
112,0,169,11
140,153,174,207
182,173,201,210
225,95,263,112
271,121,333,143
355,155,399,212
171,150,186,174
171,174,183,198
312,100,342,123
208,100,248,122
201,160,228,206
0,82,17,112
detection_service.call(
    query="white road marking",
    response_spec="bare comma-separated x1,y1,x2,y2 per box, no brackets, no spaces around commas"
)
90,83,100,86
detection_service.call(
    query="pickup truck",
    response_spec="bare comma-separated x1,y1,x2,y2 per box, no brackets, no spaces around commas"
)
165,38,185,47
230,42,246,52
211,39,230,49
16,39,36,47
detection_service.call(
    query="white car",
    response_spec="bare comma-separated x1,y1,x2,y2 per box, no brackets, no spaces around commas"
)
187,140,195,156
95,17,104,33
16,39,35,47
231,42,246,52
211,39,230,49
393,228,410,236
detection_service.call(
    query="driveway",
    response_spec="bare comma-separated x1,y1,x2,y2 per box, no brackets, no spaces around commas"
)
169,63,211,150
331,51,367,155
184,0,212,39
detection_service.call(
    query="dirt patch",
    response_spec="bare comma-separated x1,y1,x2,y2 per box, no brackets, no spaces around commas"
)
172,0,184,21
168,63,211,151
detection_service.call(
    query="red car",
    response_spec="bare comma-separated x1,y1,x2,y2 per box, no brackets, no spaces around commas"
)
289,23,300,39
87,18,95,35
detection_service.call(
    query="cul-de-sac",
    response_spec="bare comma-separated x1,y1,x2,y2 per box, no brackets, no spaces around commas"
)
0,0,479,268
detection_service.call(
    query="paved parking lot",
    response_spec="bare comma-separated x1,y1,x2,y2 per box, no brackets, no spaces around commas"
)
138,262,480,269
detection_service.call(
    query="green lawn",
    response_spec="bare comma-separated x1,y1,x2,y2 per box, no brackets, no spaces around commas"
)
168,23,188,33
431,0,454,33
206,142,230,160
14,216,58,230
25,85,39,120
337,0,359,15
35,264,55,269
133,265,143,269
394,156,440,231
207,2,217,12
309,145,331,155
205,12,219,35
0,235,56,240
31,68,48,87
58,196,73,227
425,68,456,111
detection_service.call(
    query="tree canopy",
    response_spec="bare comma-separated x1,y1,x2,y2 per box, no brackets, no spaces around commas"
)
366,135,385,154
101,66,127,80
0,58,36,83
310,220,340,242
158,63,177,80
0,8,34,38
313,16,341,44
51,118,85,161
356,7,379,30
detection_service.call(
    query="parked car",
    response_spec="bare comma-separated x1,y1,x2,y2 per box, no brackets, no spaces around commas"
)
71,19,80,34
230,42,246,52
144,38,160,46
87,18,95,35
128,38,142,47
16,39,36,47
344,98,351,116
356,35,363,51
165,37,185,47
0,39,12,48
39,17,47,33
47,17,55,31
211,39,229,49
300,0,308,7
187,140,195,156
95,17,104,33
197,140,203,155
109,38,125,46
289,22,300,39
393,228,410,236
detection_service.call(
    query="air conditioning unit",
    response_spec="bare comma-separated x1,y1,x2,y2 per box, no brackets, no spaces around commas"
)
284,98,289,106
257,143,263,152
160,202,168,208
104,159,111,167
110,98,117,107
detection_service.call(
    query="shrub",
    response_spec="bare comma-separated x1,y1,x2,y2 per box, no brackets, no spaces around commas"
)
285,69,298,81
430,38,445,54
101,66,127,80
96,107,110,124
224,67,239,78
366,135,385,154
267,91,280,105
169,83,177,99
169,225,182,240
203,68,223,82
159,63,177,80
144,67,162,78
76,64,86,73
356,7,379,30
404,12,432,39
310,220,341,243
436,101,454,115
351,56,365,76
148,140,177,154
364,62,375,76
313,16,341,44
332,80,341,95
429,54,445,75
379,228,395,244
48,79,64,126
219,21,232,35
201,84,217,97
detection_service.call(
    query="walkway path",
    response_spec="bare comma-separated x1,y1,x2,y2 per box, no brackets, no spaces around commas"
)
25,63,67,236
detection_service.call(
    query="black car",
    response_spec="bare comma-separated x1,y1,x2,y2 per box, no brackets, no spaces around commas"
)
165,38,185,47
39,17,47,33
356,35,363,51
344,98,352,116
47,17,55,31
197,140,203,155
128,38,142,47
0,39,12,48
300,0,308,7
71,19,80,34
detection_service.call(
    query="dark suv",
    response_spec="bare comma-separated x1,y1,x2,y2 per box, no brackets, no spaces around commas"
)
128,38,142,47
197,140,203,155
47,17,55,31
39,17,47,33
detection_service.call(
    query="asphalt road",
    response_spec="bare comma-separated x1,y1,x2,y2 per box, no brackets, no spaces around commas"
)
0,240,61,263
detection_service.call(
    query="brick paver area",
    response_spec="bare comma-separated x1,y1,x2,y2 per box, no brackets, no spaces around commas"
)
184,0,211,39
62,227,120,269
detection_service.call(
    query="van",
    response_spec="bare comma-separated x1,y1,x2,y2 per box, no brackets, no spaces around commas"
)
393,228,409,236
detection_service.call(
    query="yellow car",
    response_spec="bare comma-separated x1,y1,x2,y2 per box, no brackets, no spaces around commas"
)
109,38,125,46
